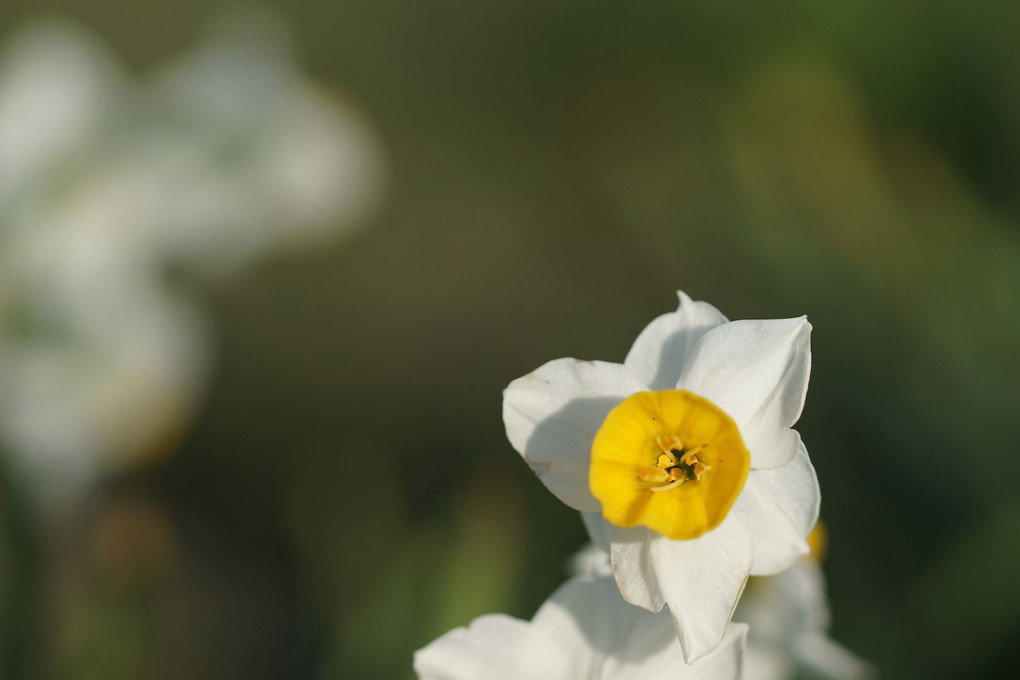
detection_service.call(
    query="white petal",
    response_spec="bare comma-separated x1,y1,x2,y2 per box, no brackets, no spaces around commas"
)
648,518,754,663
534,576,675,677
680,623,748,680
529,580,604,678
742,643,793,680
624,291,729,390
503,359,645,511
609,622,748,680
737,561,874,680
418,575,750,680
607,519,753,663
582,510,612,552
0,20,123,197
677,317,811,469
736,561,830,657
568,542,612,578
413,613,574,680
780,559,831,631
609,525,666,612
535,575,748,679
733,443,820,576
795,633,877,680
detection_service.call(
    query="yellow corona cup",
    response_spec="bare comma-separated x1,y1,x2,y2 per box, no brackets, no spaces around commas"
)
590,390,750,540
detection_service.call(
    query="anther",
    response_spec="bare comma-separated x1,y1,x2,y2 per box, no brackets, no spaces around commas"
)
692,461,711,481
637,466,670,486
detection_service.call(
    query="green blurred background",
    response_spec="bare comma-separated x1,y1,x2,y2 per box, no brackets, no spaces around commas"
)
2,1,1019,678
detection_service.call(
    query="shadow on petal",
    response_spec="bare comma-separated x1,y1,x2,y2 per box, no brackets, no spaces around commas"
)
519,395,629,512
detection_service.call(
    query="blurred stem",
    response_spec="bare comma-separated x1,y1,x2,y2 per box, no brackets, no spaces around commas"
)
0,455,39,680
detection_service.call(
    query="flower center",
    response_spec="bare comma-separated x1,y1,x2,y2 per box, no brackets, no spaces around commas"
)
635,434,712,492
589,390,750,540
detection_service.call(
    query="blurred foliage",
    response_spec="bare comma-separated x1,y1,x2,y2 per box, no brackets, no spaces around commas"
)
0,1,1018,679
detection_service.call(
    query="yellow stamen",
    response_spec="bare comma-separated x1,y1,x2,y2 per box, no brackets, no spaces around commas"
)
651,477,686,492
656,434,684,455
637,466,670,486
681,445,703,464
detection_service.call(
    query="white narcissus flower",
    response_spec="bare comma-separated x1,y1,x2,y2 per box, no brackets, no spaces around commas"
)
135,7,386,276
0,194,210,513
414,575,748,680
0,12,386,517
503,291,820,662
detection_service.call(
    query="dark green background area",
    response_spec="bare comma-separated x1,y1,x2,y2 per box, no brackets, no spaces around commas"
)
2,1,1019,678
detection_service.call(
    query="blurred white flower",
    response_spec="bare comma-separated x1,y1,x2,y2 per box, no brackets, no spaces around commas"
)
0,11,385,515
0,9,385,274
736,547,874,680
503,291,820,662
0,276,208,512
569,542,614,579
0,158,208,513
0,18,124,207
414,575,748,680
132,8,386,274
